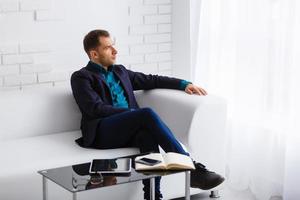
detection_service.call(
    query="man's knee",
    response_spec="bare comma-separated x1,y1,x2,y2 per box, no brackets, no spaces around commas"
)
134,130,159,152
140,107,157,119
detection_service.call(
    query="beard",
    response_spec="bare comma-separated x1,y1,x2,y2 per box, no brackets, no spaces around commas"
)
96,57,115,67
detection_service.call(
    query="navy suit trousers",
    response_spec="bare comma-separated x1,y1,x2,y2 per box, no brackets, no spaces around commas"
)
92,107,189,199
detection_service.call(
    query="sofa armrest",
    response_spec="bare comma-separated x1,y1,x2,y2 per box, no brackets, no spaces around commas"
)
135,89,227,174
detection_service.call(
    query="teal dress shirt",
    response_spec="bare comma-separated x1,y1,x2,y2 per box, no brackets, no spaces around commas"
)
90,61,191,109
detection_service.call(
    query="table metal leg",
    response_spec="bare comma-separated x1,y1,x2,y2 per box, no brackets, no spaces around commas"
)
185,171,191,200
42,176,48,200
73,192,77,200
209,190,220,198
150,177,155,200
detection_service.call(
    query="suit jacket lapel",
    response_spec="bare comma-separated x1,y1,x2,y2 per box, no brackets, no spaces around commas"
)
85,63,110,89
85,62,132,105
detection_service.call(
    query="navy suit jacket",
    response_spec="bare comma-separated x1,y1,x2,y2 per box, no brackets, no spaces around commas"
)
71,62,185,147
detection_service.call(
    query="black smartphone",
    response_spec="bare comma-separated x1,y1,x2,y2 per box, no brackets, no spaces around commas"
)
135,158,161,166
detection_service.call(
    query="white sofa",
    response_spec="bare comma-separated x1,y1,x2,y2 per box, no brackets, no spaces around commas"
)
0,85,227,200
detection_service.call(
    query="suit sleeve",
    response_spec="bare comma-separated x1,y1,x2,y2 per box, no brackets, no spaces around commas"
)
126,68,187,90
71,71,129,119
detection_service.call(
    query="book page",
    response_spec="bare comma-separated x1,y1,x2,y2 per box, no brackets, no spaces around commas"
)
163,152,195,170
135,153,166,170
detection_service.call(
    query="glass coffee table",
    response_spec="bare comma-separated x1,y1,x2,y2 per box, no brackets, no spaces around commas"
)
38,156,191,200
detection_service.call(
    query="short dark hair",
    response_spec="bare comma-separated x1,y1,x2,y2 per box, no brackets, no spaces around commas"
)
83,29,110,56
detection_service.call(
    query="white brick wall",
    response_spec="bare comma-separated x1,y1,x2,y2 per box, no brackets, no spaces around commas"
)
144,0,171,5
0,1,19,12
127,16,144,25
158,43,172,52
21,63,52,74
117,35,144,45
130,44,157,54
159,5,172,14
2,55,34,65
115,45,129,56
128,0,143,6
130,63,158,74
145,34,171,43
117,55,144,65
158,61,172,71
4,74,37,86
129,5,157,16
0,65,19,76
145,15,171,24
38,71,69,83
19,0,51,11
19,43,51,53
0,0,174,90
0,44,18,54
145,52,171,62
130,25,157,34
34,10,64,21
158,24,172,33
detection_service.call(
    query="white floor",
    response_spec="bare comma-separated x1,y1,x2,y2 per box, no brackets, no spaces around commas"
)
171,187,255,200
172,187,283,200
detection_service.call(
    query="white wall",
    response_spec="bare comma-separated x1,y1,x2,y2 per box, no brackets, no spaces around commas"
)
172,0,191,81
283,132,300,200
0,0,173,90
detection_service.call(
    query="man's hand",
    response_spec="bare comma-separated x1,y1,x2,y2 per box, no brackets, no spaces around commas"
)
185,84,207,96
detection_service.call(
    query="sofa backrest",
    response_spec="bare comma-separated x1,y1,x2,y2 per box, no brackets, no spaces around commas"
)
0,85,82,141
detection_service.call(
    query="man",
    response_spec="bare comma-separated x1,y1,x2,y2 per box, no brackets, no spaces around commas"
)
71,29,224,200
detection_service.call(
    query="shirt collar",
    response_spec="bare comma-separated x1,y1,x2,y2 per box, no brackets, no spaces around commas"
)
89,61,114,74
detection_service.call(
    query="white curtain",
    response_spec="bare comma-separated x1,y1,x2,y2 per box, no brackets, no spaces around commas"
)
191,0,300,199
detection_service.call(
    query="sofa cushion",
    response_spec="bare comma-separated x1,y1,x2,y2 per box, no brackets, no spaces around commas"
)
0,86,81,141
0,131,139,178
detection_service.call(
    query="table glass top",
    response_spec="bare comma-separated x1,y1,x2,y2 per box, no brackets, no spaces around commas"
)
38,157,187,193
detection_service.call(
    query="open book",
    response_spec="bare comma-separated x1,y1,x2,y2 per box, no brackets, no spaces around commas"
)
135,152,195,171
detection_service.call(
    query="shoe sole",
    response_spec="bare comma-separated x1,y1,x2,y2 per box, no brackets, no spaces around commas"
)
190,177,225,190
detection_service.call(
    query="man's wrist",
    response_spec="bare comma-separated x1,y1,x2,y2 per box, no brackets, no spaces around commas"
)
179,80,192,90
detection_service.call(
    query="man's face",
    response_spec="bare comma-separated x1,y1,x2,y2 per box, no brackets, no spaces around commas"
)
90,36,117,67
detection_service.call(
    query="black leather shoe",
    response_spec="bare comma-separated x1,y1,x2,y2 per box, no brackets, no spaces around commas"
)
144,192,163,200
190,161,225,190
